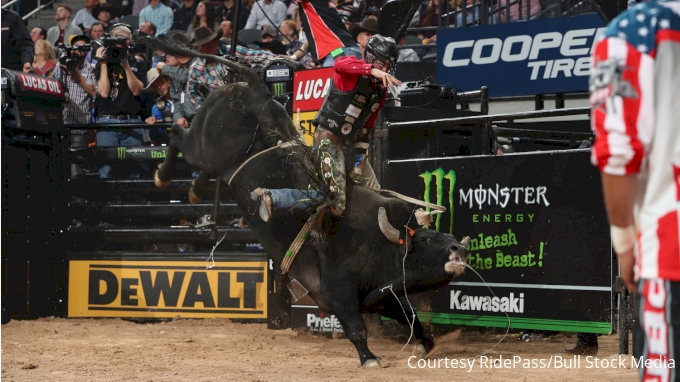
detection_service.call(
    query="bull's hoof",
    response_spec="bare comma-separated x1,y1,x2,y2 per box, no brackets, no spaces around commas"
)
154,169,171,188
413,344,427,358
188,187,201,204
362,358,389,368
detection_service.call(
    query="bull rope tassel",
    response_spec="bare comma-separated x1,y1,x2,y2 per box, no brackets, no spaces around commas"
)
280,219,312,276
414,208,444,229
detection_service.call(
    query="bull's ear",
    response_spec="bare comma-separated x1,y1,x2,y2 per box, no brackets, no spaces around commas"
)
378,207,400,245
461,236,470,249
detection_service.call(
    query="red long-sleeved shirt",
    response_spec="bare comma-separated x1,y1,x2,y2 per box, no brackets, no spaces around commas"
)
332,56,386,129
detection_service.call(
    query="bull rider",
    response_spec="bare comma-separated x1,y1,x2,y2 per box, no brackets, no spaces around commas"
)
252,34,402,221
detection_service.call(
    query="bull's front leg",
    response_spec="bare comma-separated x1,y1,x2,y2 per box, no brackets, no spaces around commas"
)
325,300,387,368
377,297,435,359
154,125,183,188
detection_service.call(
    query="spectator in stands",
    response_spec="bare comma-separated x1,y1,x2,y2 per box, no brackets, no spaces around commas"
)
140,21,158,36
187,26,236,109
47,5,84,46
186,1,220,40
352,18,376,55
219,20,233,40
244,0,287,30
279,19,303,56
259,26,277,43
144,68,175,124
216,0,250,31
353,0,381,22
93,3,120,33
1,8,34,72
72,0,100,35
333,0,355,24
293,0,361,67
133,0,150,16
53,35,96,148
497,0,541,21
30,40,57,76
397,36,419,62
172,0,198,32
86,22,105,65
139,0,174,36
109,0,134,17
30,27,47,42
93,24,148,178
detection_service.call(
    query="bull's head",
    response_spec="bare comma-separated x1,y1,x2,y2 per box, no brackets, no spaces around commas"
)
379,207,469,277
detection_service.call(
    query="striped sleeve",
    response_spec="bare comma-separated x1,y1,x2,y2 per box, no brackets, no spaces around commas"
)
589,36,654,176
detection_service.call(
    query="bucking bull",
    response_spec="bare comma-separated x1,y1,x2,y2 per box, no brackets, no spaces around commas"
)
146,37,470,367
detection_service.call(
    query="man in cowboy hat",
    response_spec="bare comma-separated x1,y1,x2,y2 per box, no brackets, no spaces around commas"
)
156,32,197,128
186,26,230,109
187,26,280,108
144,68,175,125
92,3,120,33
351,18,377,55
71,0,100,35
47,5,83,46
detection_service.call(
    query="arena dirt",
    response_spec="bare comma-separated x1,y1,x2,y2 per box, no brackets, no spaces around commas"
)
2,317,638,381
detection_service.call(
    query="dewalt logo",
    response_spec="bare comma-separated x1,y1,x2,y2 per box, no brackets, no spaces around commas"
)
68,260,267,319
420,168,456,233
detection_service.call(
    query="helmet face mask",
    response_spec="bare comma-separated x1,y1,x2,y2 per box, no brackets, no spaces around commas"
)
364,34,398,76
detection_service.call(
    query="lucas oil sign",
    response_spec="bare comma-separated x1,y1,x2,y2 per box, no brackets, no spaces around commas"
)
386,151,613,333
437,14,606,97
68,260,267,319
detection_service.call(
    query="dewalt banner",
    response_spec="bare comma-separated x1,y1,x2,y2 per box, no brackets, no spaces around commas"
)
68,260,267,319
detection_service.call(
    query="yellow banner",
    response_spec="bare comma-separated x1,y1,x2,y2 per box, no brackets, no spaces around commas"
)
293,110,318,146
68,260,267,319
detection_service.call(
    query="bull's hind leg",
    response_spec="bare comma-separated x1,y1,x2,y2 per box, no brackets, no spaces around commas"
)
378,297,435,359
188,170,209,204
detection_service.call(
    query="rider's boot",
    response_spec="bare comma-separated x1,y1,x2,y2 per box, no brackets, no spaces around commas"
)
250,188,273,222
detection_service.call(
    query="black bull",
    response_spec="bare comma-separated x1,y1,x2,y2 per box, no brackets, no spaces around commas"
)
145,37,470,367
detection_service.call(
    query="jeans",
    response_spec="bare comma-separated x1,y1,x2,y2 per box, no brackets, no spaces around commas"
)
269,188,324,216
321,46,364,68
95,116,146,179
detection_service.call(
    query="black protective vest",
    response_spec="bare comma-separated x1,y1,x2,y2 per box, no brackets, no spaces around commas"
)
155,97,174,122
312,75,385,145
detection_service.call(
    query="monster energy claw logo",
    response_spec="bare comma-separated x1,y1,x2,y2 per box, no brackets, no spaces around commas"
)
420,168,456,234
118,147,126,160
272,83,285,97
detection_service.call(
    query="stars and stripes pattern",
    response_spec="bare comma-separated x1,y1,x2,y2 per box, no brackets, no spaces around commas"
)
590,0,680,282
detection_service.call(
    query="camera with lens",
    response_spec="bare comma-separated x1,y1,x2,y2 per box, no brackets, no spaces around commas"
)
57,43,91,70
91,35,129,64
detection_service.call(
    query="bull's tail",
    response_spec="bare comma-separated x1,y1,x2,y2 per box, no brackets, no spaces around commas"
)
140,36,269,95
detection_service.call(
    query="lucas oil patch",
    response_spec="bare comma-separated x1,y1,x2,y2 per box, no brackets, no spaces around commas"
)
341,124,352,135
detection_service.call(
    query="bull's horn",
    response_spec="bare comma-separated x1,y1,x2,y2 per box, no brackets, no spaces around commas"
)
461,236,470,249
378,207,401,245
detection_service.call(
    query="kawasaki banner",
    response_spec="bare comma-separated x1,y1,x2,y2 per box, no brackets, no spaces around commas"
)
436,14,606,97
385,150,613,333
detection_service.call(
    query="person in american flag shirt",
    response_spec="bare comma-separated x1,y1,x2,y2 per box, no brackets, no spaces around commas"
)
589,0,679,379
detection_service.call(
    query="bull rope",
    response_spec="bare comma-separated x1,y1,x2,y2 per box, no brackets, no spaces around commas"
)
280,219,312,275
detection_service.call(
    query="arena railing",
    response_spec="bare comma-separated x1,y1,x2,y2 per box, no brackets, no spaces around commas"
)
21,0,60,20
1,0,20,10
63,121,256,249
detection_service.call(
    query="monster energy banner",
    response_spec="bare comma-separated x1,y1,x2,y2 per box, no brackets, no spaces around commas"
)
385,150,613,334
75,146,185,161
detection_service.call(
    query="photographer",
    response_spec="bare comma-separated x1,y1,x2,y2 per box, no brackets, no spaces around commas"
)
93,24,148,178
54,35,96,125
